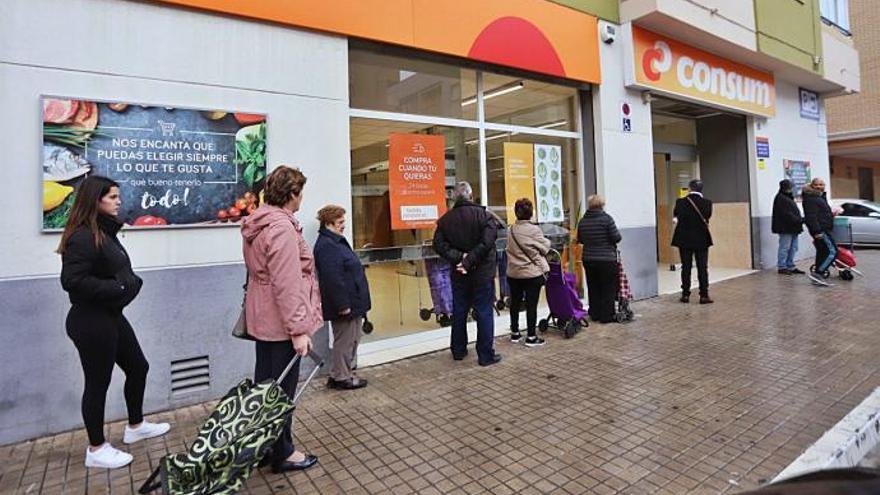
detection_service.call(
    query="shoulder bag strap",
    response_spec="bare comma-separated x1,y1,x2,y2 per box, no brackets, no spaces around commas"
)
686,196,709,227
510,225,543,268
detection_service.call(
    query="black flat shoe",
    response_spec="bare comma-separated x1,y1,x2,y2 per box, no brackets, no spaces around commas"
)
679,295,690,303
479,354,502,366
699,296,714,304
452,352,468,361
327,377,367,390
272,454,318,473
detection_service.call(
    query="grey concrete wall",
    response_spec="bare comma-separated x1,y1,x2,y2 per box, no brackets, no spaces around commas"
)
618,226,659,300
0,264,329,445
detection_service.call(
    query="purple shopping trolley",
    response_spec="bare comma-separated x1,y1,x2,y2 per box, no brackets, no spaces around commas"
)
420,257,454,326
539,250,589,338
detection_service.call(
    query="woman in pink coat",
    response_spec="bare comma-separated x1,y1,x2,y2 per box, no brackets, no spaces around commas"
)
241,165,323,474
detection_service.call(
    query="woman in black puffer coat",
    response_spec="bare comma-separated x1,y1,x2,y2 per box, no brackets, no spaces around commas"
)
577,194,622,324
58,176,169,469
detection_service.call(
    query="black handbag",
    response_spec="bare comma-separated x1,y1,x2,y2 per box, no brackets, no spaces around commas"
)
231,271,252,340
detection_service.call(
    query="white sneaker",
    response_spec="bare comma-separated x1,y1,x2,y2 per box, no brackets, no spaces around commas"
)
123,421,171,444
85,443,133,469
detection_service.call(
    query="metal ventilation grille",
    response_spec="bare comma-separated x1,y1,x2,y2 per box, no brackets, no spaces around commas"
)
170,356,210,397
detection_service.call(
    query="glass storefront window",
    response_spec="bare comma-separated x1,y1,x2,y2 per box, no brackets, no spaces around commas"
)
348,45,586,343
481,72,577,132
350,117,480,341
349,47,477,121
350,118,480,250
484,133,580,227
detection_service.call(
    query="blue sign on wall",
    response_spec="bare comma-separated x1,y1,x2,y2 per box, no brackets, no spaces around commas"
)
756,136,770,158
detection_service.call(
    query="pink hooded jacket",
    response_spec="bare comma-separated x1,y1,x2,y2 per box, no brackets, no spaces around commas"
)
241,204,323,341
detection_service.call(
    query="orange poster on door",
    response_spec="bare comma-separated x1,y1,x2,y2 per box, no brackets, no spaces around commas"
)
503,142,535,224
389,133,447,230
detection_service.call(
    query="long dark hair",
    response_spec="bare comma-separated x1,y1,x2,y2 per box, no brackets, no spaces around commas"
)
56,176,120,254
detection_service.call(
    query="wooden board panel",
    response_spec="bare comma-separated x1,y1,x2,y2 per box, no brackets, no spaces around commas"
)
707,202,752,269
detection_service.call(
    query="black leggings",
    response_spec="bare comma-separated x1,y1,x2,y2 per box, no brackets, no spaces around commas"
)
507,276,544,336
67,305,149,446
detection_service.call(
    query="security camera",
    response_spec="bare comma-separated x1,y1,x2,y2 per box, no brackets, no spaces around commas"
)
601,24,617,44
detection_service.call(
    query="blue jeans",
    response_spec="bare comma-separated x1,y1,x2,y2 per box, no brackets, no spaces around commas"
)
451,281,495,363
777,233,799,269
814,232,837,273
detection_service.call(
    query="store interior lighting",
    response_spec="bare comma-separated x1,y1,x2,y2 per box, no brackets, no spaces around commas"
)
461,81,525,106
538,120,568,130
463,119,569,145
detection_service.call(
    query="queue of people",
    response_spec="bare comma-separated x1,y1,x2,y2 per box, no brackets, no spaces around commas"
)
58,168,831,473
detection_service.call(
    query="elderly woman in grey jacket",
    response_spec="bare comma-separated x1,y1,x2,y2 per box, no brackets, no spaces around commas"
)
577,194,622,324
506,198,551,347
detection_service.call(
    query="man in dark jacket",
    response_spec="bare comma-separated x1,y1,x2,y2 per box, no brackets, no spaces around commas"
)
672,179,713,304
433,181,502,366
771,179,805,275
801,177,837,283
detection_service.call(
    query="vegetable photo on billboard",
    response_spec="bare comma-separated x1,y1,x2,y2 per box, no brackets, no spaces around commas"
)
40,96,268,231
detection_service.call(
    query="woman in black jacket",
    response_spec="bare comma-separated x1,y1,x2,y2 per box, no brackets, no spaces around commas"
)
313,205,371,390
577,195,622,323
58,176,169,469
771,179,805,274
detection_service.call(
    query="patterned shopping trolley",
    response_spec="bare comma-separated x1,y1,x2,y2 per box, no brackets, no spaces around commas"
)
614,251,635,323
139,352,323,495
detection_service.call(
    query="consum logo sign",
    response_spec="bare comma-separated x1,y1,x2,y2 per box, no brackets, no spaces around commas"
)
632,26,776,117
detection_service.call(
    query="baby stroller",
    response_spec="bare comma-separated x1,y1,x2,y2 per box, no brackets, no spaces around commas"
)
539,250,589,338
420,257,454,326
614,251,635,323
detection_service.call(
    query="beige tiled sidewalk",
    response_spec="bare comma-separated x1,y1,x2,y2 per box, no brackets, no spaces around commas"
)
2,252,880,494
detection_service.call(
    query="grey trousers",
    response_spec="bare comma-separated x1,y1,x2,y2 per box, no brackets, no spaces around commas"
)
330,316,362,381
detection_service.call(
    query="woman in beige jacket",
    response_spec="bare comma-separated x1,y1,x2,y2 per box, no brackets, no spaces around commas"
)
240,165,323,474
505,198,551,347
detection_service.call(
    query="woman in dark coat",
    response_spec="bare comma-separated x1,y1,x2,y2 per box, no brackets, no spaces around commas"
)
577,194,622,323
314,205,371,390
58,176,169,470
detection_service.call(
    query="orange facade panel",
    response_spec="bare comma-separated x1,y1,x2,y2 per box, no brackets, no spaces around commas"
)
148,0,601,83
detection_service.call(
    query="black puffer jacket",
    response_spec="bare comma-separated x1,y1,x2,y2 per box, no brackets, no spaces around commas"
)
433,200,498,286
60,214,142,310
772,189,803,234
802,184,833,236
577,210,622,262
314,226,371,321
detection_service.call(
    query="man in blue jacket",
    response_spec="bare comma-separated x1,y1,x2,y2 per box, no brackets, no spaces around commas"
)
433,182,502,366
